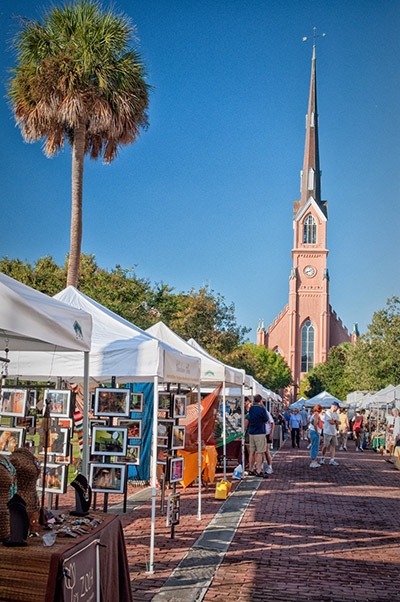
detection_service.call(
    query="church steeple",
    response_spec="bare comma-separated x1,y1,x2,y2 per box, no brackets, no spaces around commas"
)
300,45,321,207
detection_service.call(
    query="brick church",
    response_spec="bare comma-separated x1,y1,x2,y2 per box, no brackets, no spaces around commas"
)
257,45,356,402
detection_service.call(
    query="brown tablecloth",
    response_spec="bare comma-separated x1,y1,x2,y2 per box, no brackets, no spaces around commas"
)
0,513,132,602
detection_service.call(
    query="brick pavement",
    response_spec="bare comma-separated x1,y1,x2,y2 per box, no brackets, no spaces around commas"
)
203,440,400,602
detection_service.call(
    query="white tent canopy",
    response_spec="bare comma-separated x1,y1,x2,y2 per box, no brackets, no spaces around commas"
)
8,287,200,383
146,323,245,386
303,390,343,408
0,273,92,353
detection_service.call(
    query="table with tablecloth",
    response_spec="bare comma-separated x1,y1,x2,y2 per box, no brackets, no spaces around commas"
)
0,513,132,602
177,445,218,488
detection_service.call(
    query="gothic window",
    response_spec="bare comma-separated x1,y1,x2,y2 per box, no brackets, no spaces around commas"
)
303,214,316,244
301,320,314,372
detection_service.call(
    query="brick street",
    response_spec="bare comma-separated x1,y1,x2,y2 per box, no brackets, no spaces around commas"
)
120,439,400,601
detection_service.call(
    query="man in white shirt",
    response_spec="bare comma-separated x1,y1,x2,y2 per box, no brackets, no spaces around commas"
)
264,406,275,474
320,401,341,466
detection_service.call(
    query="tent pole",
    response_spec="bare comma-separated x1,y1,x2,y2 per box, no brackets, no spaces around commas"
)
82,351,89,477
241,384,245,475
223,377,227,481
197,385,202,520
148,375,158,575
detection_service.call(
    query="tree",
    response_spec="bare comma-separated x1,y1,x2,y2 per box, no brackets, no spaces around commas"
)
8,0,149,287
299,344,351,400
226,343,292,391
345,297,400,390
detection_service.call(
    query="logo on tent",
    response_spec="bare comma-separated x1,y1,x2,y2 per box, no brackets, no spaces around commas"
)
73,321,83,340
205,370,215,376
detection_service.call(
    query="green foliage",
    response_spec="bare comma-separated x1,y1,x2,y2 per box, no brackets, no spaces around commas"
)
344,297,400,390
226,343,292,391
299,344,351,401
0,255,249,357
8,0,150,162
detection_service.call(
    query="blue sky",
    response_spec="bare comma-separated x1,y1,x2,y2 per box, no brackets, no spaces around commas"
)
1,0,399,342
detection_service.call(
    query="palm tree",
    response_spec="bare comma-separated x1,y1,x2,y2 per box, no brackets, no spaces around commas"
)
8,0,150,287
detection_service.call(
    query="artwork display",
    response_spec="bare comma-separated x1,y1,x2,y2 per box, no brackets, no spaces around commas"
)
130,392,144,413
118,419,142,440
157,437,168,448
172,426,186,450
58,418,73,429
173,395,187,419
158,392,171,412
28,390,37,410
16,416,36,431
170,457,184,483
43,389,71,418
0,389,27,417
89,419,107,430
94,388,130,417
157,447,168,465
37,463,67,494
91,426,127,457
0,427,24,454
90,463,125,493
166,492,181,527
39,427,70,457
124,445,141,465
157,419,173,440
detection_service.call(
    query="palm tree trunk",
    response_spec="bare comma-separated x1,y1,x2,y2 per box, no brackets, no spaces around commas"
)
67,120,85,288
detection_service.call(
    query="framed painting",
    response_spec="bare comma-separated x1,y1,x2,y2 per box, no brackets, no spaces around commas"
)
43,389,71,419
37,463,67,494
91,426,127,457
28,390,38,411
0,427,24,454
123,445,141,465
130,392,144,413
117,419,142,440
16,415,36,432
0,389,27,417
171,425,186,450
157,447,168,465
170,457,184,483
158,392,171,412
158,419,174,440
173,395,187,419
94,388,130,417
89,463,125,494
39,427,70,457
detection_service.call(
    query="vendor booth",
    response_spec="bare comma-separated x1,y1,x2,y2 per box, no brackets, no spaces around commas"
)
6,286,201,574
146,322,245,480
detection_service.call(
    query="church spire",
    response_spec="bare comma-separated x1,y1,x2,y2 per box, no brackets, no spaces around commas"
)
300,45,321,206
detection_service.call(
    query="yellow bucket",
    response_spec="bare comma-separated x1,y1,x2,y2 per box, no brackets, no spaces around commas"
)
215,479,232,500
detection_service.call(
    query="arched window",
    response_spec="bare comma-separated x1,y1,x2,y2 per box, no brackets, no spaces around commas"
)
301,320,314,372
303,214,316,244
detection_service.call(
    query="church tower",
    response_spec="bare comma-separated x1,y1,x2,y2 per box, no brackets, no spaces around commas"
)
258,45,351,401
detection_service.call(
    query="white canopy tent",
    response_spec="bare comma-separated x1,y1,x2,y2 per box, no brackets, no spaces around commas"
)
0,273,92,354
146,323,245,479
0,273,93,473
7,286,200,575
303,390,344,409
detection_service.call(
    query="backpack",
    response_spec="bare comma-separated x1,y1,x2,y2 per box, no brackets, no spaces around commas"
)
353,417,363,433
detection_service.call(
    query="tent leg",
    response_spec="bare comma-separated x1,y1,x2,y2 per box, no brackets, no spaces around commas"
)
197,386,202,520
148,376,158,575
223,379,226,481
82,351,89,478
241,385,245,475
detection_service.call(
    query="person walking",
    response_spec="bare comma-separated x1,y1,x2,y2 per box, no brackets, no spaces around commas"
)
289,408,302,448
338,408,350,451
309,404,323,468
352,409,365,451
244,394,269,478
263,405,275,474
300,406,309,440
320,400,341,466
